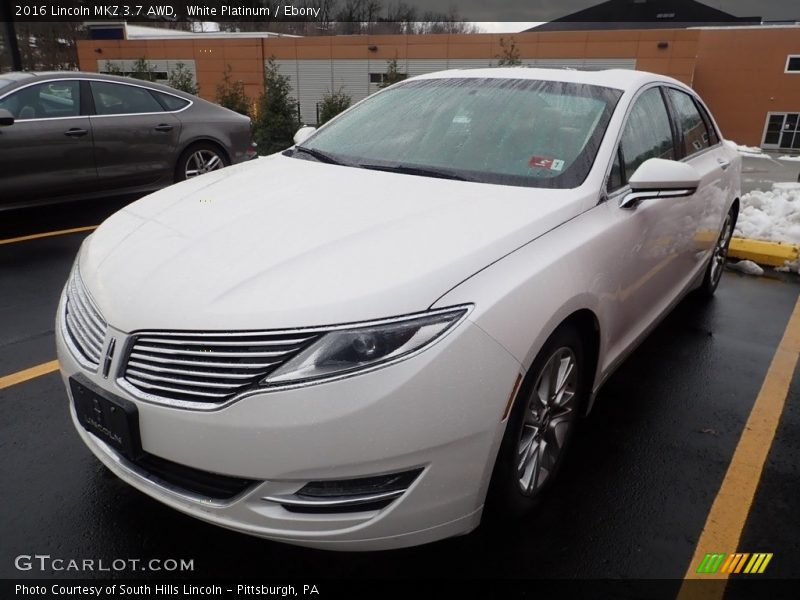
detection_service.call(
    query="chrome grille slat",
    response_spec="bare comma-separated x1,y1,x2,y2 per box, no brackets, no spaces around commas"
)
68,283,105,343
125,376,231,399
70,280,106,338
136,336,315,347
63,268,108,370
123,329,321,405
126,369,246,389
68,297,104,345
65,310,103,355
136,330,317,339
128,352,280,370
127,360,260,380
133,344,295,359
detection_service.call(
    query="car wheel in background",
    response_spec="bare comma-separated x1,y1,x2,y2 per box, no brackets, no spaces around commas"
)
176,142,230,182
486,323,587,520
698,206,737,298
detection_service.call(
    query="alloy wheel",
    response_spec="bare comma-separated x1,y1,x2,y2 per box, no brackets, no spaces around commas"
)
185,149,224,178
710,213,733,287
516,347,579,496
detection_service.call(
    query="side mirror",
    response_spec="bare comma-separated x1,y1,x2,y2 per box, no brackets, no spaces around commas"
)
620,158,701,209
293,126,316,145
0,109,14,127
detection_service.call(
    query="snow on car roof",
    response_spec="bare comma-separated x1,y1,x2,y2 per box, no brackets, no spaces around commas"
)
411,67,684,93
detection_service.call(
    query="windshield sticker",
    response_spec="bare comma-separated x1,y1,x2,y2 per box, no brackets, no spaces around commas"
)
528,156,565,171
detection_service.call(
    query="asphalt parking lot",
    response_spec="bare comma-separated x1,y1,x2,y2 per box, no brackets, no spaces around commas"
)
1,192,798,596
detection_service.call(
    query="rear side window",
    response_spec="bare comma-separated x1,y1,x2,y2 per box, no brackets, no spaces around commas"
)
667,88,711,157
152,90,190,111
620,87,675,181
90,81,163,116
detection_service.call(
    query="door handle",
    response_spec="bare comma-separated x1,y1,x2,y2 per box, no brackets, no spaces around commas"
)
64,128,88,137
717,158,731,171
154,124,174,132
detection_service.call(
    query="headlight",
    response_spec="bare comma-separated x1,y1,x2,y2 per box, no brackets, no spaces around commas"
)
261,306,471,386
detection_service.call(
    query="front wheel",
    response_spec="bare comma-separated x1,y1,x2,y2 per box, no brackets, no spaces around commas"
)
175,143,229,182
698,206,736,297
486,324,587,520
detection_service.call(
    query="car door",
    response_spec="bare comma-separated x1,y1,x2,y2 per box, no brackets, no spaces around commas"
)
663,86,731,269
598,85,695,364
88,80,181,190
0,79,97,204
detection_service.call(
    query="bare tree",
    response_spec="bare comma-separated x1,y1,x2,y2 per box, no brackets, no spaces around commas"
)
496,36,522,66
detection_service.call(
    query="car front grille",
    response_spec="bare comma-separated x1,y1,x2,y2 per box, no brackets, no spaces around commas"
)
64,268,108,370
121,329,322,406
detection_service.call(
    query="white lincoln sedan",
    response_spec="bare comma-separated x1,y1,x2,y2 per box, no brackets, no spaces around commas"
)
56,68,740,550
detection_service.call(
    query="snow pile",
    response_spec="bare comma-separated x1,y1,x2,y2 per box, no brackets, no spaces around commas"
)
734,143,770,158
776,259,800,274
735,182,800,274
736,183,800,244
728,260,765,276
778,155,800,162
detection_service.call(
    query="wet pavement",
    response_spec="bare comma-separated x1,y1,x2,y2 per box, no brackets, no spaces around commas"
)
1,198,799,588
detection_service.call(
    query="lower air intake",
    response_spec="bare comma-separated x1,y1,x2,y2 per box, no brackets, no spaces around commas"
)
262,468,423,514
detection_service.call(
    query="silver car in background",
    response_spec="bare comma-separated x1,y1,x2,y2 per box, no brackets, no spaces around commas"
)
0,71,255,211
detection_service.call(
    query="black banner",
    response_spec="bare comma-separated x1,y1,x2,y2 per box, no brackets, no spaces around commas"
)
2,0,798,23
4,579,800,600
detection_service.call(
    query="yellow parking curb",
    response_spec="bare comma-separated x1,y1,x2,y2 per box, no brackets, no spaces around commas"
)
728,237,800,268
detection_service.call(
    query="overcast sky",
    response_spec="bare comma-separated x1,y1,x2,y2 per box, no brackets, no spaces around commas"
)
455,0,798,22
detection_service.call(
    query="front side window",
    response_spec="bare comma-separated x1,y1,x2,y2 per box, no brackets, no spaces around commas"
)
0,80,79,120
295,78,623,189
667,88,711,157
90,81,163,116
620,87,675,181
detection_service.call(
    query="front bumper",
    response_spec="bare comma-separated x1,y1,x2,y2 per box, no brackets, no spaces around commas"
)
56,301,522,550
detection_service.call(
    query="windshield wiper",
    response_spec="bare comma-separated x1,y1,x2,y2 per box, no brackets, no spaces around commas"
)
358,163,470,181
291,146,344,165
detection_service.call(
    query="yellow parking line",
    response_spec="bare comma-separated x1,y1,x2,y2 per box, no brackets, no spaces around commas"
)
0,360,60,390
677,295,800,597
0,225,98,246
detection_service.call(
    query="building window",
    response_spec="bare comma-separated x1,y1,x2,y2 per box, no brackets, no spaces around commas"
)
369,72,407,84
762,113,800,149
100,68,169,82
785,55,800,73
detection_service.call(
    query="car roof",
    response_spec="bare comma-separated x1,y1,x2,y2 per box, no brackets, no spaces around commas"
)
410,67,688,93
0,71,194,99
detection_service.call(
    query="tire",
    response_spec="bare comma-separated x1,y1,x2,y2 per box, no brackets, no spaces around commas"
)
175,142,230,182
698,205,737,298
485,324,588,520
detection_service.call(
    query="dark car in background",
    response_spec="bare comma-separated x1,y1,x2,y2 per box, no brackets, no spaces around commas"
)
0,71,256,211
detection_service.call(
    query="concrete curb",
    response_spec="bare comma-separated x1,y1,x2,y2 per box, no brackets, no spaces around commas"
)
729,237,800,268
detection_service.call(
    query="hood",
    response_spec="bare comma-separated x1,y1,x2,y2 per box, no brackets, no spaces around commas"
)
81,154,586,331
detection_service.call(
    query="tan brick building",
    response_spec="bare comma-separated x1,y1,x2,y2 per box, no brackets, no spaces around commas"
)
77,25,800,148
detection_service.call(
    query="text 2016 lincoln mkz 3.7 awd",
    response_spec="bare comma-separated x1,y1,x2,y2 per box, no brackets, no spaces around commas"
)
56,68,740,550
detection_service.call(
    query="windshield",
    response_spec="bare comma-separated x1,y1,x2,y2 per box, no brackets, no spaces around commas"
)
294,77,623,189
